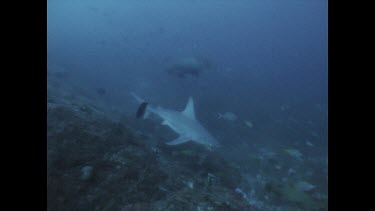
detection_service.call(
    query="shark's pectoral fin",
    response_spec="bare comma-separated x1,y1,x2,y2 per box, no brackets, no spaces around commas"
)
166,136,191,145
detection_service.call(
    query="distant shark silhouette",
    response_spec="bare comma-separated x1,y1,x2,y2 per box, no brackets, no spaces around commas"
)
166,57,212,78
131,92,220,148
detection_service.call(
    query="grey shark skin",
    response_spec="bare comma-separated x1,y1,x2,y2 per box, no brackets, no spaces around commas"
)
131,93,220,149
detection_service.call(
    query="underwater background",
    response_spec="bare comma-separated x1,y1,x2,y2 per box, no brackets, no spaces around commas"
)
47,0,327,210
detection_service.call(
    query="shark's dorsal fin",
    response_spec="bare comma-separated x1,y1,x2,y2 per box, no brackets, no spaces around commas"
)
182,97,196,120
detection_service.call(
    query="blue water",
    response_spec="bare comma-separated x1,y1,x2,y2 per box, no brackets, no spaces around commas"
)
48,0,327,209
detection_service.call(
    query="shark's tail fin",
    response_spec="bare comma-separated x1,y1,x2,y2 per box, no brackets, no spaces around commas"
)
131,92,151,119
136,102,148,118
217,113,223,119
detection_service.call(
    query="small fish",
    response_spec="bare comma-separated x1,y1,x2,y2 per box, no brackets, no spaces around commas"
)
245,120,253,128
274,165,282,170
285,149,303,161
158,185,168,192
136,102,148,118
306,140,314,147
218,112,238,121
295,181,315,192
186,181,194,189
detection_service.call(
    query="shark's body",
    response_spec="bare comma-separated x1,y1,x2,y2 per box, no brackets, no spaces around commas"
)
218,112,238,121
131,93,219,148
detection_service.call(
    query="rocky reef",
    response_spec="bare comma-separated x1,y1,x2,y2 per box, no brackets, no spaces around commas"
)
47,68,327,211
47,97,251,211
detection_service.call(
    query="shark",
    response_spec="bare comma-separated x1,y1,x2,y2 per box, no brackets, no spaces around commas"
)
166,57,212,79
131,92,220,148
